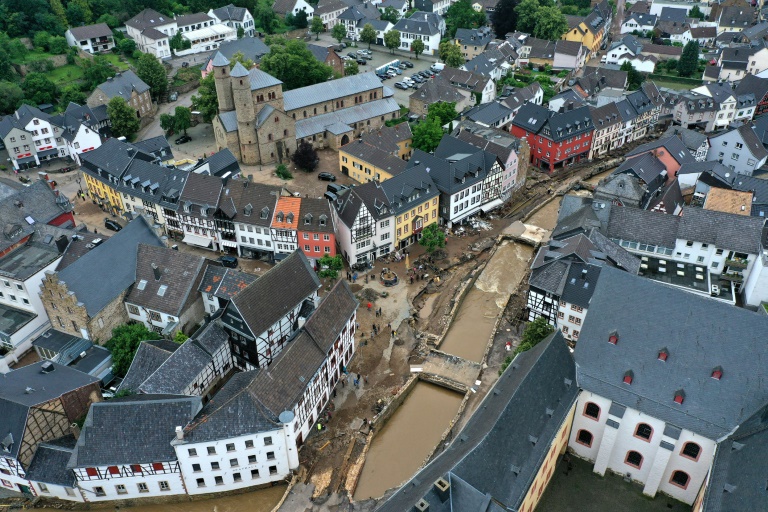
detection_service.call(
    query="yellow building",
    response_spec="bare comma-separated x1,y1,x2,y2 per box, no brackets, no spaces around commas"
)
82,171,125,216
339,141,408,184
561,1,611,57
379,165,440,249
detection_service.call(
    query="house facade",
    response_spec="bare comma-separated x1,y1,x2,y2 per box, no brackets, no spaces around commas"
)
65,23,115,54
87,71,154,123
706,124,768,176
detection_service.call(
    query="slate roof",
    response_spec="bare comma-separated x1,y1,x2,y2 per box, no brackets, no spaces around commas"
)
0,362,99,460
132,135,174,162
453,128,517,164
440,68,490,94
204,38,270,70
245,280,357,420
0,180,73,254
575,266,768,440
625,134,696,166
529,258,570,296
589,102,622,130
560,262,601,308
56,216,164,317
125,8,175,30
572,67,628,97
512,103,594,143
180,172,224,208
659,6,687,22
211,3,249,22
95,70,150,99
501,83,542,112
340,139,408,176
623,12,656,27
175,12,214,27
393,15,439,36
198,264,258,301
229,250,320,337
690,26,716,38
378,162,439,215
455,27,493,47
736,123,768,160
611,35,643,56
719,5,755,28
125,244,206,316
26,436,77,487
358,123,411,154
464,101,513,126
376,331,577,512
315,0,348,16
219,179,280,225
407,146,489,196
69,396,201,467
116,339,179,393
552,195,612,240
68,23,113,41
614,153,667,184
138,323,229,394
294,98,400,139
283,72,382,112
299,197,334,234
332,181,391,228
662,126,707,153
409,76,468,106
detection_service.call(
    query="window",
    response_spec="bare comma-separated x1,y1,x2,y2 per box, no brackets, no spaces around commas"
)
625,451,643,469
207,446,216,455
192,463,201,472
230,458,239,468
670,470,690,489
115,484,127,494
248,454,257,463
211,462,220,470
138,482,148,493
269,465,278,475
576,429,593,447
196,478,205,488
245,440,254,449
226,443,235,452
188,448,197,457
251,469,260,479
233,472,242,482
38,483,49,493
584,402,600,420
215,476,224,486
266,451,275,460
94,487,106,496
264,436,273,446
681,442,701,461
635,423,653,441
159,481,170,491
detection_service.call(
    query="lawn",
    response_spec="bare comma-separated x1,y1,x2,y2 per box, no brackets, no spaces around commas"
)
17,50,57,64
98,53,132,71
48,65,84,86
650,79,699,90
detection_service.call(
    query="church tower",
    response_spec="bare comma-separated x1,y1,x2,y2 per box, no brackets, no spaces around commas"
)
230,62,259,165
212,52,234,113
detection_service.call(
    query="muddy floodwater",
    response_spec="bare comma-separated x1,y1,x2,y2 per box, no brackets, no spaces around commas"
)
438,241,533,361
111,484,286,512
353,382,464,500
527,198,562,232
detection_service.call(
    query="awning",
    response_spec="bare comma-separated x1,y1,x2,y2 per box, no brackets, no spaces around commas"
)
220,239,238,248
183,233,212,247
37,148,59,158
480,198,504,213
16,156,36,165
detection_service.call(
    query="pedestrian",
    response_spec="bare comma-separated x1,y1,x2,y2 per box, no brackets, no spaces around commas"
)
333,388,337,398
354,378,359,387
357,373,361,381
388,322,391,330
410,276,414,284
378,307,382,317
367,302,372,311
317,423,323,431
393,330,397,338
364,375,368,384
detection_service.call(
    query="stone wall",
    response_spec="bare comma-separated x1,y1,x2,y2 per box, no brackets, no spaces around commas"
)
17,54,68,77
89,289,130,343
286,86,385,120
40,273,91,338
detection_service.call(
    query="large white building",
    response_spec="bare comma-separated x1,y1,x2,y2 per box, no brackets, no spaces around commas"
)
208,4,256,37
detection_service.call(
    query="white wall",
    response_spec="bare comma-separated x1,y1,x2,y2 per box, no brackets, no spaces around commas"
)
743,252,768,306
32,481,84,502
236,222,273,257
75,463,186,502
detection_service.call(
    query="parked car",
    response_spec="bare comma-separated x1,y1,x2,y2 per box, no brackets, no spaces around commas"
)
175,134,192,144
318,172,337,181
218,255,238,268
398,63,408,69
356,58,367,65
358,49,371,55
430,62,445,72
411,75,424,83
408,113,421,122
387,69,398,77
327,183,349,194
104,218,122,232
402,61,414,68
347,52,357,58
394,82,409,90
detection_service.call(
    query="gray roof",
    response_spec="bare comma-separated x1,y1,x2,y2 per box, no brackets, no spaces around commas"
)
626,134,696,165
218,110,238,132
719,5,755,27
26,436,77,487
125,244,206,316
332,181,390,228
95,70,150,99
378,164,439,216
228,251,320,337
283,72,383,112
464,101,513,125
198,264,258,300
340,140,407,176
117,339,180,393
594,173,645,208
662,126,708,153
212,51,231,67
68,23,112,41
410,76,467,105
394,15,440,35
230,61,249,78
294,98,400,139
211,3,249,22
624,12,657,26
659,6,687,22
69,396,201,467
607,203,765,253
126,8,175,30
0,240,61,282
615,153,667,184
529,258,570,296
175,12,214,27
552,195,612,240
376,331,577,511
455,27,493,47
245,280,357,420
139,322,229,394
575,266,768,440
56,216,165,317
0,362,99,459
132,135,174,161
560,262,601,308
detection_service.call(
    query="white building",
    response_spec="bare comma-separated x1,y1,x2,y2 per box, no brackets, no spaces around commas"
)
620,13,657,34
706,124,768,177
125,8,176,59
393,14,441,56
209,4,256,37
65,23,115,54
177,25,238,56
331,183,396,266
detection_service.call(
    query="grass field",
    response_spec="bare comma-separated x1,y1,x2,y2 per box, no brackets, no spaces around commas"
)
48,65,84,86
650,79,698,90
99,53,132,71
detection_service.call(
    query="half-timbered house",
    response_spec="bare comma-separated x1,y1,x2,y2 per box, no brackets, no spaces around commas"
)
270,197,301,261
178,173,225,252
198,264,258,315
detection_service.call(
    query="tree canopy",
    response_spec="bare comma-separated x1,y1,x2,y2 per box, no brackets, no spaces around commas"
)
532,5,568,40
412,117,443,153
311,16,324,40
22,72,58,106
260,38,334,90
107,96,140,139
0,81,22,115
292,141,319,171
491,0,521,38
678,40,700,77
515,316,555,354
426,101,457,127
82,56,116,91
380,6,400,24
344,59,359,75
191,73,218,123
384,29,400,53
419,223,446,253
331,23,347,43
136,52,168,100
360,23,377,49
439,41,464,67
318,254,343,279
620,61,643,90
105,323,161,379
411,39,425,59
445,0,486,38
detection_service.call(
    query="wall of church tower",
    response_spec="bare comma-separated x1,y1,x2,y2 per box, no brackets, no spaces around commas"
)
214,65,235,112
232,73,259,165
252,84,285,112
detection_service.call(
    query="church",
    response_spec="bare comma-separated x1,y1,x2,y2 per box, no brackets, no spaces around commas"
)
211,52,401,165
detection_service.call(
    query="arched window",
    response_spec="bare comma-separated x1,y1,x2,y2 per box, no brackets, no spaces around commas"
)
670,470,690,489
681,442,701,461
635,423,653,441
625,451,643,469
583,402,600,420
576,429,593,447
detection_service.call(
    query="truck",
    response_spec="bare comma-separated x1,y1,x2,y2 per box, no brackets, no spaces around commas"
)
430,62,445,72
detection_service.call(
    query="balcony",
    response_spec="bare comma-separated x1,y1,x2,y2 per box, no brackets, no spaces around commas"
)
720,272,744,283
724,257,748,269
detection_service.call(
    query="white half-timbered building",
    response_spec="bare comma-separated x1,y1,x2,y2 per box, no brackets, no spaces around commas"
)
270,197,301,261
197,264,258,315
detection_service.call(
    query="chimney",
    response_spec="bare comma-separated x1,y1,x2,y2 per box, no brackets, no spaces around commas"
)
175,426,184,441
127,147,135,156
55,235,70,254
152,263,161,281
434,478,450,502
40,361,55,374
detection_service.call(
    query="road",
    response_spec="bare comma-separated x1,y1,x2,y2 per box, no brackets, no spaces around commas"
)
611,0,626,42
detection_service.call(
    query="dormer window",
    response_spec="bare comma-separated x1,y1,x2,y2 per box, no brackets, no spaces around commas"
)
711,366,723,380
319,215,327,227
276,212,284,222
674,390,685,404
623,370,633,385
304,214,312,225
658,348,668,361
261,207,269,219
608,331,619,344
286,213,293,224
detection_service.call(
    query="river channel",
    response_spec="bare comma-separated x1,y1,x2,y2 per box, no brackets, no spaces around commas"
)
353,382,464,501
114,484,286,512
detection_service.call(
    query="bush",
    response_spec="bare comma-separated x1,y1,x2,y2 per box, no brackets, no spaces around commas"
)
276,164,293,180
132,50,142,60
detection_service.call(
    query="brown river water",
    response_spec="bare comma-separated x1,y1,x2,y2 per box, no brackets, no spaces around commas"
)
112,484,286,512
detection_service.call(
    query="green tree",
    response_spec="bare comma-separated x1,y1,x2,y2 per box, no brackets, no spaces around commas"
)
384,29,400,54
439,41,464,67
22,72,58,105
418,222,445,253
688,4,704,19
412,117,443,152
620,61,643,90
33,31,51,51
331,23,346,43
71,0,92,22
191,72,218,122
360,23,377,49
344,58,359,75
82,56,115,90
96,13,120,28
119,38,137,55
105,323,161,378
491,0,520,38
0,49,15,82
311,16,324,40
230,50,254,69
58,84,87,107
514,0,539,33
426,101,457,126
0,81,23,114
173,331,189,344
381,6,400,23
678,40,699,77
514,316,554,355
50,0,68,28
136,52,167,100
533,6,567,40
292,140,319,171
160,113,175,134
294,10,309,28
411,38,425,59
276,163,293,180
170,31,191,52
445,0,483,38
260,38,334,90
48,36,68,54
173,105,191,135
237,26,245,38
318,254,343,279
107,96,140,139
255,6,279,34
65,2,88,26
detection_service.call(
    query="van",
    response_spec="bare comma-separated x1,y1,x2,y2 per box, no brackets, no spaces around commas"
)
430,62,445,72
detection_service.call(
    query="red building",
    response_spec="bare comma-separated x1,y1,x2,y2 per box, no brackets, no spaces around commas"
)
298,197,336,267
511,103,595,173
